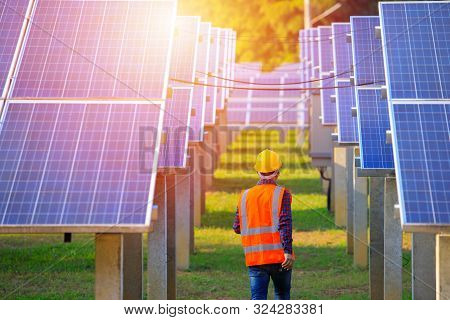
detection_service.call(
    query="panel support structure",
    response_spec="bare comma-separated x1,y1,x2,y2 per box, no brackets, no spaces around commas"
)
353,169,368,268
369,177,384,299
333,147,347,227
412,233,436,300
95,233,124,300
148,174,176,300
191,145,203,227
346,147,354,255
203,127,215,190
383,178,402,299
436,235,450,300
175,174,191,270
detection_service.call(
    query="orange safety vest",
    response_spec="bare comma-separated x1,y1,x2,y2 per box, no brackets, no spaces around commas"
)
238,184,286,267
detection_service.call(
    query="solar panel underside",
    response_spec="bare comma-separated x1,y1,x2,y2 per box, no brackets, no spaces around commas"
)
0,102,162,227
351,16,385,86
356,89,394,169
0,0,30,98
380,2,450,100
11,0,177,100
159,88,192,168
204,28,220,125
332,23,352,80
190,22,210,142
391,102,450,225
336,81,358,143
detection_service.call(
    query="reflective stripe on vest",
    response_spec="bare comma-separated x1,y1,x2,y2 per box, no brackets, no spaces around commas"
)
240,185,284,238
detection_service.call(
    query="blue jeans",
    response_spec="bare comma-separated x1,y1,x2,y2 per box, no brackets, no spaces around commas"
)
248,263,292,300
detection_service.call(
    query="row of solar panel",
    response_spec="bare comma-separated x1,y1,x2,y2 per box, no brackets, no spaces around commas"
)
0,0,237,229
301,2,450,230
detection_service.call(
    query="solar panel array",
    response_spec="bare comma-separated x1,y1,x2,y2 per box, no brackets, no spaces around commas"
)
336,80,358,143
332,23,352,80
0,0,237,231
379,1,450,229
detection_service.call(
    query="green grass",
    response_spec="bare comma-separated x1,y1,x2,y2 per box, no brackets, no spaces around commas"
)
0,129,412,299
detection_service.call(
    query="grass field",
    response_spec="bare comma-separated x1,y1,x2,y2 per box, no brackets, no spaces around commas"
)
0,129,412,299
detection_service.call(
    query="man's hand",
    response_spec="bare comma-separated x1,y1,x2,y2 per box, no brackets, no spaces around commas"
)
281,253,294,270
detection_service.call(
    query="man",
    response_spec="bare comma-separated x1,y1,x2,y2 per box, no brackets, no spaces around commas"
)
233,149,294,300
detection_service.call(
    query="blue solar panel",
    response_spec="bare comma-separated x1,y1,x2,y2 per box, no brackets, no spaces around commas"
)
321,77,336,125
332,23,352,79
204,27,220,125
391,102,450,226
0,0,30,99
356,88,394,169
251,77,283,98
0,102,162,227
336,80,358,143
159,88,192,168
350,16,385,86
311,28,319,79
379,2,450,100
318,26,333,74
190,22,210,142
318,26,336,125
216,28,228,110
11,0,177,100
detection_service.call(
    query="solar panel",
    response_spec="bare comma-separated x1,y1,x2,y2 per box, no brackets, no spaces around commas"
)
336,80,358,143
350,16,385,86
391,102,450,226
379,2,450,100
356,88,394,169
227,101,301,126
0,101,163,228
11,0,177,100
332,23,352,80
251,77,283,98
0,0,30,99
227,108,247,124
318,26,336,125
159,88,193,168
204,27,220,125
311,28,320,79
282,75,301,97
215,28,228,110
170,16,200,84
190,21,210,142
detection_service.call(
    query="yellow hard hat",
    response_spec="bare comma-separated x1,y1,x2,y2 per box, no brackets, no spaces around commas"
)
254,149,282,173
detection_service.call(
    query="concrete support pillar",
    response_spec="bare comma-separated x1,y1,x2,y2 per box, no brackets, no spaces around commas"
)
331,149,335,214
95,233,124,300
353,172,368,268
369,177,385,300
123,234,143,300
175,174,191,270
383,178,402,299
412,233,436,299
191,146,202,227
436,235,450,300
148,175,176,300
203,127,215,190
346,147,354,255
334,147,347,227
296,128,305,147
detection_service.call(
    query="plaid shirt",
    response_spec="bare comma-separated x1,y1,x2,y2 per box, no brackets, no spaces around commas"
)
233,179,293,254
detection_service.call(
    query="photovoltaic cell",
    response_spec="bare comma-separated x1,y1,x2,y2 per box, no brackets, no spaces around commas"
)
0,102,162,227
12,0,177,100
350,16,385,86
190,22,210,142
311,28,319,79
332,23,352,79
379,2,450,99
282,75,301,97
0,0,30,98
204,27,220,125
356,88,394,169
318,26,333,74
336,80,358,143
159,88,192,168
391,102,450,225
321,77,336,125
251,77,282,98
